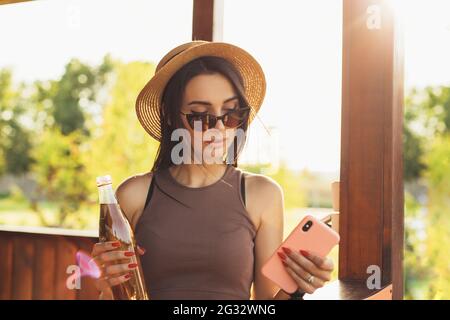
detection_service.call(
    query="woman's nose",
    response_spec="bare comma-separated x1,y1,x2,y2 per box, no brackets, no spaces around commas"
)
214,117,225,130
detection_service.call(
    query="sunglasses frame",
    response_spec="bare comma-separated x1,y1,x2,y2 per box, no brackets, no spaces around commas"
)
180,106,251,131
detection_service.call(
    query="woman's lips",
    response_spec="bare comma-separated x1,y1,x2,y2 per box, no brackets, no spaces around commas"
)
205,138,224,146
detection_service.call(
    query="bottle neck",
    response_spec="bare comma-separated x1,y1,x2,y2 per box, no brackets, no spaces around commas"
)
98,184,118,204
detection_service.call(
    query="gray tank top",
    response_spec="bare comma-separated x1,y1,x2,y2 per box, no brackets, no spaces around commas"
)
135,164,257,300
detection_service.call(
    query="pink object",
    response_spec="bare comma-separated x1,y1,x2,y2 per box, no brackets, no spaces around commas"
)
261,215,340,294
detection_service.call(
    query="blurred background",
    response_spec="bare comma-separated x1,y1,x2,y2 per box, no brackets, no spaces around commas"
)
0,0,449,299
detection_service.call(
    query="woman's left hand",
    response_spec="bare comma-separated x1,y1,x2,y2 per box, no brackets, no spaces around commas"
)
278,247,334,295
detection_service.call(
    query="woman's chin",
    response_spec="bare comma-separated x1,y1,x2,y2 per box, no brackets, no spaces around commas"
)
201,142,226,163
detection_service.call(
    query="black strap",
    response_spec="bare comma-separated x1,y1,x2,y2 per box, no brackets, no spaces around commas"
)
143,174,156,211
145,171,245,209
241,172,246,206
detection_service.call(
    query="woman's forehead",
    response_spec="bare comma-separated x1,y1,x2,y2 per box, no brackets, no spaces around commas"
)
183,74,237,102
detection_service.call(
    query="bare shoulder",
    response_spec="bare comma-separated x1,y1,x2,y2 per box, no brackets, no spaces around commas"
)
243,170,283,201
241,170,284,227
115,171,153,227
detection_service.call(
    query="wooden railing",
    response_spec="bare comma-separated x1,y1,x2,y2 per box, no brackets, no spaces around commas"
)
0,225,99,300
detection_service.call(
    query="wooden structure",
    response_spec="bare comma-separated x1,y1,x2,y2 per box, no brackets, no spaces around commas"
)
0,0,404,299
0,225,98,300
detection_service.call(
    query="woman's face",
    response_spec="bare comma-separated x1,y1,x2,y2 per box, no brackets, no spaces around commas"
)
180,73,241,163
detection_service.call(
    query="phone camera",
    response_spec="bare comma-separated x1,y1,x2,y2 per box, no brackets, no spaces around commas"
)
302,220,313,232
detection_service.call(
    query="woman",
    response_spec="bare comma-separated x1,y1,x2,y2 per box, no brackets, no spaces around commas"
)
91,41,334,300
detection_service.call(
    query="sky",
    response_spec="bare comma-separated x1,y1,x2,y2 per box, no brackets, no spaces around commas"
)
0,0,449,173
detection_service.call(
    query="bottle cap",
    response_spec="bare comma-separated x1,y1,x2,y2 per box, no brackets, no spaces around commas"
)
96,175,112,187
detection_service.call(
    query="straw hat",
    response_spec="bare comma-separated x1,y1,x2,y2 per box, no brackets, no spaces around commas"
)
135,40,266,141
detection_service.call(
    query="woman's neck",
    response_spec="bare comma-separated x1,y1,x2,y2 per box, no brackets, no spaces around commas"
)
168,163,228,188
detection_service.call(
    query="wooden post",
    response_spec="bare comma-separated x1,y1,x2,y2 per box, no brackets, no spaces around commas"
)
192,0,223,41
339,0,404,300
0,0,32,5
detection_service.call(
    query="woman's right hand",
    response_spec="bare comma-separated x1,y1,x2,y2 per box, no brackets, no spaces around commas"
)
90,241,146,299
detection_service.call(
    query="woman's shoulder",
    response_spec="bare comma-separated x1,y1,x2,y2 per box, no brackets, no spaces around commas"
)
115,171,153,222
237,169,284,229
238,168,284,216
238,168,283,196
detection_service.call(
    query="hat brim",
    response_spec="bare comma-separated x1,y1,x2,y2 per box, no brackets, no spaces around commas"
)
135,42,266,141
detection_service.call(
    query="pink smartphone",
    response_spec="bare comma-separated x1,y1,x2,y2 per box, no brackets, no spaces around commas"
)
261,214,340,293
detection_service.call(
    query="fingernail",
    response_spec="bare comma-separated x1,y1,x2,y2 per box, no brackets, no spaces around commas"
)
281,246,291,254
139,246,146,254
300,250,309,257
124,273,131,279
124,251,135,257
128,263,138,269
277,251,287,260
112,242,121,247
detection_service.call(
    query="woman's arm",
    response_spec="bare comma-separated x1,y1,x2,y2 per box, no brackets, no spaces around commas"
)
248,174,335,300
246,174,288,300
115,172,153,230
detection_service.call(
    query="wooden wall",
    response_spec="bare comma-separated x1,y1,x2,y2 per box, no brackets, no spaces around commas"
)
0,226,99,300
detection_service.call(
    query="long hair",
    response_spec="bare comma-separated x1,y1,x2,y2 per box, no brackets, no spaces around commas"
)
150,56,250,173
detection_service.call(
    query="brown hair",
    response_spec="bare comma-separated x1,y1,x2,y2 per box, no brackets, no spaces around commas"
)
150,56,250,173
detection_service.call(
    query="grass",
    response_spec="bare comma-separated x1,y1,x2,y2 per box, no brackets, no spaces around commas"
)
0,197,98,229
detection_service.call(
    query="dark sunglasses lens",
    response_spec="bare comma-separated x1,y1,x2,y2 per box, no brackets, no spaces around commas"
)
186,114,211,131
224,109,250,127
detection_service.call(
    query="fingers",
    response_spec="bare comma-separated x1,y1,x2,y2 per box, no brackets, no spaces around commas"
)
284,266,317,294
282,256,325,289
90,249,135,274
91,242,139,292
136,245,146,256
104,261,138,277
95,278,113,292
105,273,133,288
303,251,334,272
99,250,135,264
91,241,121,257
280,247,332,282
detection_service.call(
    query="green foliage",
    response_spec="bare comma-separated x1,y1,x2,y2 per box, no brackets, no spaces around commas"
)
241,162,308,210
404,86,450,181
0,69,34,175
52,56,114,136
31,127,89,227
403,85,450,299
83,60,159,199
404,191,431,299
422,134,450,299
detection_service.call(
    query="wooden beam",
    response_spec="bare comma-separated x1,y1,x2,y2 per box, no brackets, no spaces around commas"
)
192,0,223,41
305,280,392,300
339,0,404,300
0,0,32,5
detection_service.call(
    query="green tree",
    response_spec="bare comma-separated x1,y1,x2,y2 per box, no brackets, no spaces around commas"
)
26,56,114,227
52,56,114,136
31,128,89,227
403,85,450,299
422,134,450,299
0,69,34,176
83,59,159,201
404,86,450,181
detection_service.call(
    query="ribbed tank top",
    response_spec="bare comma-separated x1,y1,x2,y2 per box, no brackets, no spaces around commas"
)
135,164,257,300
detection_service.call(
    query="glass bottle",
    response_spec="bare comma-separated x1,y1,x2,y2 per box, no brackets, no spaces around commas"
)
96,175,149,300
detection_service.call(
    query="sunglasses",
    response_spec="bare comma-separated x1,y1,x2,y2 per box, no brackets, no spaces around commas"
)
180,107,251,131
